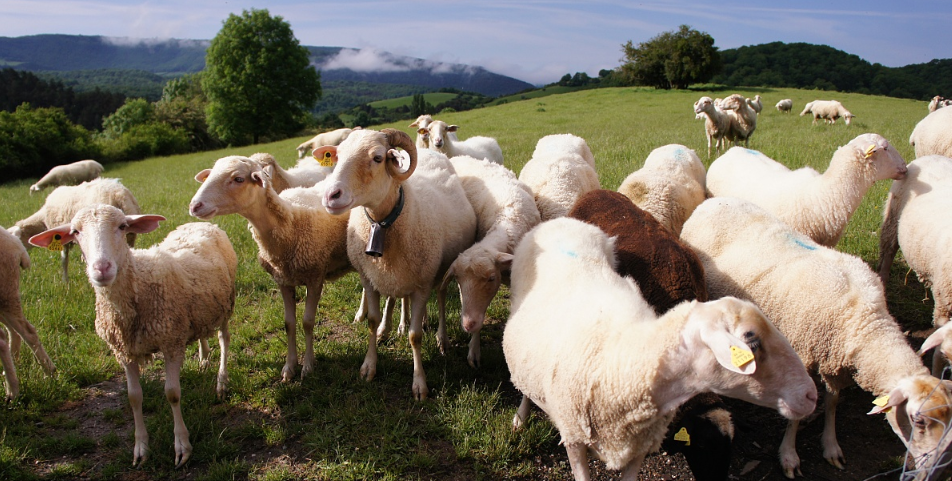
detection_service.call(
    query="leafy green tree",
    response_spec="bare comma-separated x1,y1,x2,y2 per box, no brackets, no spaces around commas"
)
101,98,154,139
155,73,219,150
202,8,321,145
0,104,99,180
620,25,721,89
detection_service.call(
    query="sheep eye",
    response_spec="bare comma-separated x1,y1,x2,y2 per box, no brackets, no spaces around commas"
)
373,155,383,163
119,224,127,231
743,331,762,353
234,176,245,183
70,229,78,236
488,275,496,283
913,416,927,428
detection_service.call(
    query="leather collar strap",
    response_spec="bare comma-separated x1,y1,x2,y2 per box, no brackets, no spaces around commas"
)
364,186,405,228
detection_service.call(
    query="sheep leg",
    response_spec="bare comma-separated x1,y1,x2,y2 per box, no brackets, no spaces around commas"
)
0,327,19,400
821,389,845,469
299,281,323,379
932,304,951,377
354,288,368,323
376,296,397,341
216,322,230,399
9,326,20,360
877,193,900,284
60,244,70,283
198,339,211,370
436,284,449,355
398,297,409,335
619,456,645,481
512,395,531,430
279,285,298,382
409,290,429,400
124,361,149,466
565,442,592,481
360,285,382,382
163,351,192,468
2,311,55,376
779,419,802,478
467,331,481,368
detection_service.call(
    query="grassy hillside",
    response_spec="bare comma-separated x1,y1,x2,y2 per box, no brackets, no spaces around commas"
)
0,87,931,480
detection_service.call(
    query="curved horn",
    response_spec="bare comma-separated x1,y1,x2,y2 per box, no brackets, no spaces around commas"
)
382,128,417,182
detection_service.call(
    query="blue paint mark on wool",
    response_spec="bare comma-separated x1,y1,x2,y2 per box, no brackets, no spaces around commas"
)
559,247,579,258
792,237,816,250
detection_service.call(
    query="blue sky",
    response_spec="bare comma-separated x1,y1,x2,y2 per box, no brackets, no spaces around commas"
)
1,1,948,85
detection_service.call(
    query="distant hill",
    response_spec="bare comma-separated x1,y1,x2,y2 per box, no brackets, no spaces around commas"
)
0,34,534,102
714,42,952,100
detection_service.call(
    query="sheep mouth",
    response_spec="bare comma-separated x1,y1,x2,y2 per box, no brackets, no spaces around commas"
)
190,206,218,220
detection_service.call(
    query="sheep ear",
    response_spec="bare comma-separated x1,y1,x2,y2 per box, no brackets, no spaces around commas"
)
439,260,457,294
195,169,212,183
447,125,459,133
495,252,514,271
250,169,271,189
125,215,166,235
695,309,757,375
313,146,338,167
868,386,907,415
920,324,952,355
29,225,75,248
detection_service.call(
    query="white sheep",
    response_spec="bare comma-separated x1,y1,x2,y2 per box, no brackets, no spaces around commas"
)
295,127,359,159
518,134,600,221
776,98,793,113
418,120,504,165
30,205,237,468
802,99,855,125
878,155,952,375
681,197,952,478
320,129,478,400
746,94,763,113
9,178,141,282
928,95,952,112
617,144,707,236
720,94,757,146
693,96,732,157
29,159,104,194
705,133,908,247
437,155,541,368
249,152,331,190
189,155,352,382
0,227,56,399
504,217,817,481
909,106,952,158
408,114,458,149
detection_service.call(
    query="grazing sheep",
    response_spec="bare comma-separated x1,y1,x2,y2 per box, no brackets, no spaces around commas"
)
518,134,600,221
746,94,763,114
9,178,141,282
30,205,237,468
878,155,952,375
189,155,352,382
617,144,707,236
248,152,331,191
418,120,504,165
693,96,733,157
438,155,541,368
802,99,855,125
720,94,757,146
706,133,908,247
776,99,793,113
928,95,952,112
504,217,817,481
0,227,56,399
320,129,478,400
295,127,359,159
568,189,731,480
29,159,104,194
909,107,952,158
681,197,952,479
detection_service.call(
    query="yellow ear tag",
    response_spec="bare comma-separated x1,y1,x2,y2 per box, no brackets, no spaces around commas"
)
872,395,892,413
730,345,755,368
47,234,63,252
864,144,876,159
317,150,335,168
674,427,691,446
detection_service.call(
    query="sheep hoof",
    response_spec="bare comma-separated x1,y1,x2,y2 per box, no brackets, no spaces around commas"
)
512,414,525,431
132,443,149,467
360,362,376,382
825,453,845,470
174,441,192,468
467,355,480,369
280,364,295,382
413,382,429,401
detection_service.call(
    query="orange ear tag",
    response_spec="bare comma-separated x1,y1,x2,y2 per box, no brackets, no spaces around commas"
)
730,346,755,368
317,150,336,168
47,234,63,252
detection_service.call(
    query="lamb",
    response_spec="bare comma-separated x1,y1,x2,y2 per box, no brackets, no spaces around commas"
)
319,129,478,400
776,99,793,113
437,155,541,368
417,120,504,165
0,227,56,399
503,217,817,481
680,196,952,479
909,106,952,158
801,99,855,125
928,95,952,112
189,155,352,381
878,155,952,375
9,178,141,282
296,127,359,159
705,133,908,247
518,133,600,221
29,159,104,194
746,94,763,114
719,94,757,146
29,205,237,468
249,152,331,191
616,144,707,236
567,189,733,480
693,96,732,157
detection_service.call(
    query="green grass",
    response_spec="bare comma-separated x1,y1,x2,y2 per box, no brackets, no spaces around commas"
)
369,93,459,110
0,86,933,479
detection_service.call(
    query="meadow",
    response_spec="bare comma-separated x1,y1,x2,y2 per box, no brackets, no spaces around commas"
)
0,86,933,480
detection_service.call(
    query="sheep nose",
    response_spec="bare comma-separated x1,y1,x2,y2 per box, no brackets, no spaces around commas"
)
806,389,818,404
327,188,342,200
92,259,112,276
435,139,443,148
189,201,203,215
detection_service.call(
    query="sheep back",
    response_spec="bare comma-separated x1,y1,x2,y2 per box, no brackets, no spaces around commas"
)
617,144,707,236
31,160,104,192
910,107,952,158
450,155,540,242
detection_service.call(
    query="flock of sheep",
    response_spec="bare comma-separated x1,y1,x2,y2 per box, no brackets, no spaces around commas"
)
2,94,952,480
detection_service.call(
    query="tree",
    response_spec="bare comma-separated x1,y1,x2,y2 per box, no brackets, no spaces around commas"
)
620,25,721,89
202,8,321,145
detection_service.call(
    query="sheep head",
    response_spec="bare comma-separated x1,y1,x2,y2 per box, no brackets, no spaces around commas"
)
845,134,907,181
423,120,458,151
440,245,514,334
189,156,273,219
